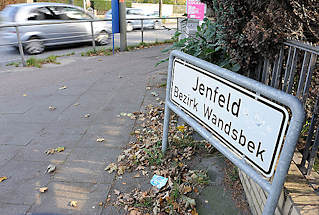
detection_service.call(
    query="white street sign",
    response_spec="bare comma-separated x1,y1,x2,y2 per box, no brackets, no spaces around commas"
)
170,58,289,177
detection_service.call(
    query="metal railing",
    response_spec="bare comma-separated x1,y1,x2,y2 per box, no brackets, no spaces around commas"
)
254,40,319,175
0,16,181,66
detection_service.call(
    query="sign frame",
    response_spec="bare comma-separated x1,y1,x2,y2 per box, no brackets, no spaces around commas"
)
161,50,304,215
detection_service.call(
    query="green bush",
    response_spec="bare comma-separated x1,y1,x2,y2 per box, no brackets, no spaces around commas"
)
200,0,319,77
164,18,240,72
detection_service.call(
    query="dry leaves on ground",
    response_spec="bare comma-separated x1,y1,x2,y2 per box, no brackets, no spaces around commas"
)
105,104,212,214
0,176,7,182
45,146,65,155
96,137,105,142
49,106,56,111
69,200,78,207
39,187,48,193
46,164,56,174
59,86,67,90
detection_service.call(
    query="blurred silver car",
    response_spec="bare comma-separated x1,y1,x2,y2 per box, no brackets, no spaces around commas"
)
105,8,161,32
0,3,111,54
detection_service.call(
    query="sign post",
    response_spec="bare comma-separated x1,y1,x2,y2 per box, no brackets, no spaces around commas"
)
162,51,305,214
119,0,127,51
111,0,120,55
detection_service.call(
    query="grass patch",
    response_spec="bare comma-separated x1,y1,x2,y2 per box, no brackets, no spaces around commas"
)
82,40,174,57
6,62,20,67
81,47,117,56
158,83,167,88
143,141,164,166
26,55,60,68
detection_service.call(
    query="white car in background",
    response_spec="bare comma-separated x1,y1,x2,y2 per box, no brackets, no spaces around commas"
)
105,8,161,32
0,3,112,54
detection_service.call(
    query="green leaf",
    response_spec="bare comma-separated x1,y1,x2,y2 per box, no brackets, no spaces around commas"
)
231,63,241,72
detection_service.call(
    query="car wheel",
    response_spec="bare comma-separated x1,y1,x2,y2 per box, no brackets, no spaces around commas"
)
24,37,44,55
154,21,161,30
126,22,133,32
96,31,111,46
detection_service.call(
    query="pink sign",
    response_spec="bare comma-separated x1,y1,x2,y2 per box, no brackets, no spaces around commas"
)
187,0,205,20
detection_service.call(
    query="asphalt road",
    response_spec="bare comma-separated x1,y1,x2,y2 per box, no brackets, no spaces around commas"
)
0,28,175,67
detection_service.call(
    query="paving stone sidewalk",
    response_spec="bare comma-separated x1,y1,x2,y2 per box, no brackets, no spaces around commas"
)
0,46,170,215
0,46,249,215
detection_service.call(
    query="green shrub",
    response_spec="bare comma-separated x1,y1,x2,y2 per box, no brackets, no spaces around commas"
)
163,18,240,72
200,0,319,77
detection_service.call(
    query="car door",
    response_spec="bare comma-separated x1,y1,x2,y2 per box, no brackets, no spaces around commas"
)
126,9,143,28
22,7,58,45
47,6,92,44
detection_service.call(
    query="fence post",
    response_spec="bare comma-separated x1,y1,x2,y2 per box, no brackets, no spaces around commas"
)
141,19,144,43
176,17,179,31
90,21,96,51
15,26,26,67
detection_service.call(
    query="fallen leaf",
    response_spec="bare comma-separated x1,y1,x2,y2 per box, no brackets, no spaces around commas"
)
55,146,65,152
117,154,125,162
96,137,105,142
136,165,145,171
39,187,48,193
45,147,65,155
117,166,125,175
69,200,78,207
0,176,7,182
45,148,55,155
49,106,56,111
182,195,196,208
73,103,80,106
142,170,148,176
114,189,121,195
59,86,67,90
104,163,117,173
183,186,192,194
151,91,159,97
191,209,199,215
23,94,27,97
177,125,185,132
46,164,56,174
129,209,141,215
133,173,140,178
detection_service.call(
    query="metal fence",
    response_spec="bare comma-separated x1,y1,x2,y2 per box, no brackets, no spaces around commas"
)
254,40,319,175
0,16,180,66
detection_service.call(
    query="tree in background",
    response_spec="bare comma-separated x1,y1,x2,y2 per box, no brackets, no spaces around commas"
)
200,0,319,74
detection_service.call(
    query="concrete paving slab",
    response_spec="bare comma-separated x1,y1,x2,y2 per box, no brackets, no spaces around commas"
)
0,145,23,165
0,121,44,146
0,203,31,215
75,122,132,149
0,95,33,114
14,140,71,163
42,121,88,137
29,181,109,215
2,95,78,124
0,160,51,205
53,147,120,184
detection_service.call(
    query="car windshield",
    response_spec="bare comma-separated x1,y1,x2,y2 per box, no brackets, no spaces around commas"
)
0,6,19,22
